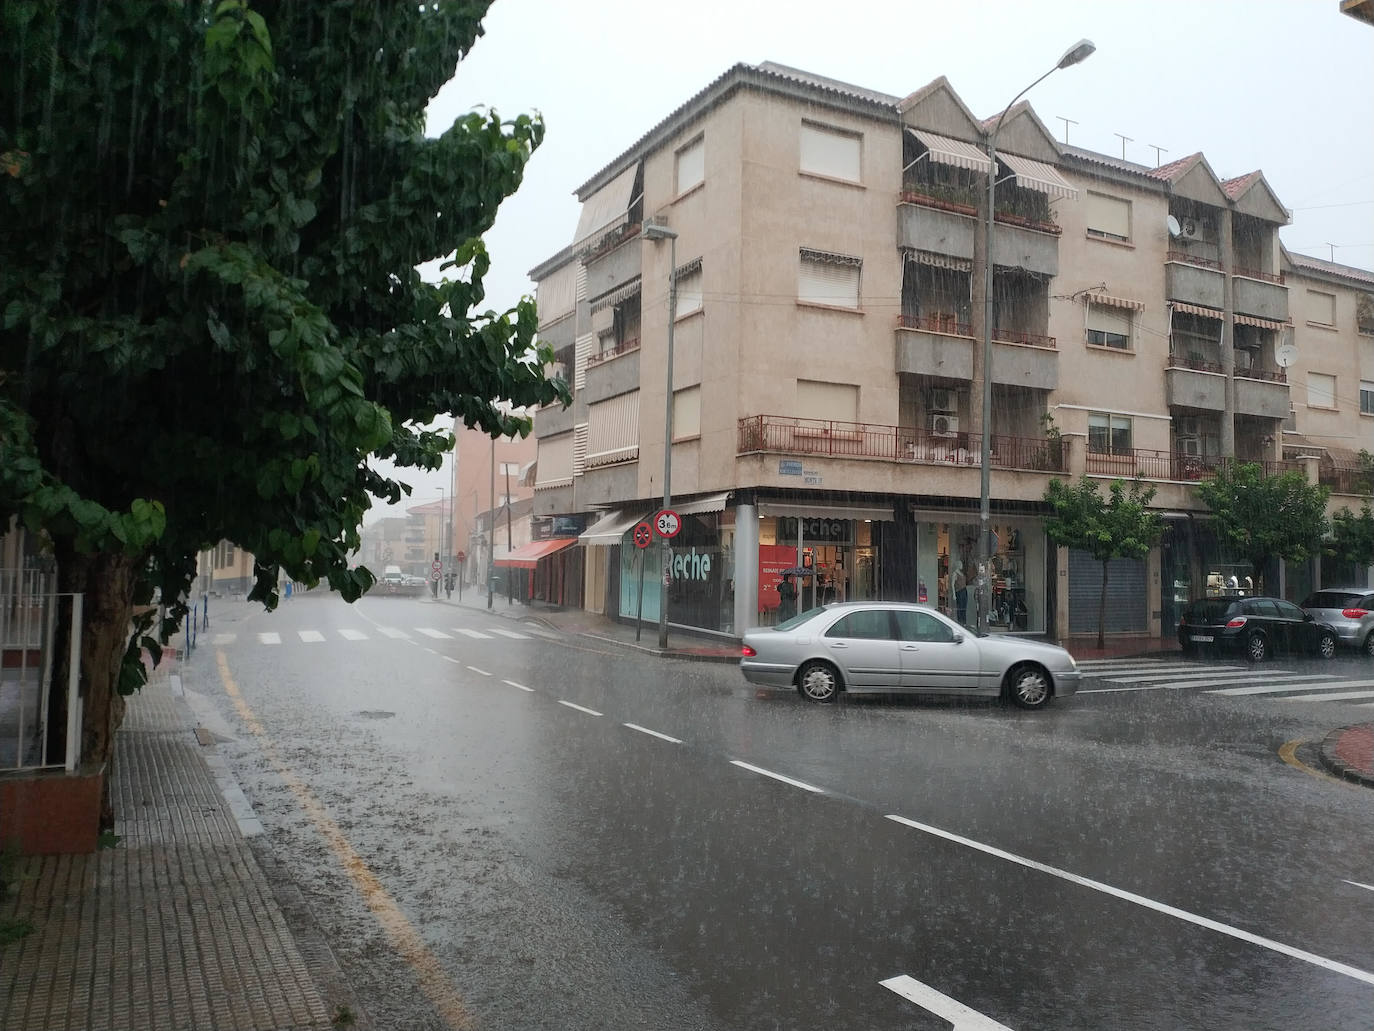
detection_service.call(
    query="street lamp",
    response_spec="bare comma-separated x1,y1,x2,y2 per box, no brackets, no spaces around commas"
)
977,38,1095,632
641,221,678,650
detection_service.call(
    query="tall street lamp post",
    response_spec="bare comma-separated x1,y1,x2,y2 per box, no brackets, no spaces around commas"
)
641,221,678,650
977,38,1095,632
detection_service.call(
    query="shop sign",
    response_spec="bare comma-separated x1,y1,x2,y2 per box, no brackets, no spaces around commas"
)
778,517,852,543
779,460,803,476
670,547,713,582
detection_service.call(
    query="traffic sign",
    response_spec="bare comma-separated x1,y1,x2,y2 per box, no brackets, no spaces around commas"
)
655,509,681,538
456,550,466,562
632,522,653,549
431,559,442,572
430,570,441,582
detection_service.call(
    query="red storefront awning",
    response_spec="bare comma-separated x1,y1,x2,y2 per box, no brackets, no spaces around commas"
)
494,537,579,570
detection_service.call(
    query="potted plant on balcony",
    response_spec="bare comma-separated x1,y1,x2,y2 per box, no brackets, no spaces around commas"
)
1029,413,1064,472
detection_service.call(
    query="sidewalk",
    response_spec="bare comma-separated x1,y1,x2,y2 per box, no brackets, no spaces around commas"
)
0,668,348,1031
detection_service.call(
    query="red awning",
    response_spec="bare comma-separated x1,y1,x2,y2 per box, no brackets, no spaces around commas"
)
494,537,579,569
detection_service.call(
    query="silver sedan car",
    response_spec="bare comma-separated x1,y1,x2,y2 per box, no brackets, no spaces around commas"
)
740,602,1080,710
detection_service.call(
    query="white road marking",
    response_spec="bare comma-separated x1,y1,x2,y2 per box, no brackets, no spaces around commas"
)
1344,880,1374,893
1103,667,1266,684
377,627,410,639
212,633,237,645
885,814,1374,988
337,629,368,641
443,656,460,664
624,723,683,744
454,628,492,639
489,628,530,640
258,632,281,645
880,975,1014,1030
1210,679,1374,697
502,679,535,692
1080,674,1331,695
466,665,491,677
558,700,602,717
1280,688,1374,703
729,760,824,794
416,627,451,639
298,630,325,643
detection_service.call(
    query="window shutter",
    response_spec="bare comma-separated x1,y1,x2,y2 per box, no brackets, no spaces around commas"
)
573,423,588,477
798,257,860,308
574,333,594,391
587,391,641,466
673,386,701,439
1085,193,1131,239
676,268,703,317
797,380,858,423
1307,372,1336,408
800,124,861,183
676,137,704,193
1087,305,1132,337
535,433,574,488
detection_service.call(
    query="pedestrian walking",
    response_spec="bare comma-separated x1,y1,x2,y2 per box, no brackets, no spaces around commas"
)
777,573,797,621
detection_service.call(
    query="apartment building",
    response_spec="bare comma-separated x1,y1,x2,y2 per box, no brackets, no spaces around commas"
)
528,61,1373,642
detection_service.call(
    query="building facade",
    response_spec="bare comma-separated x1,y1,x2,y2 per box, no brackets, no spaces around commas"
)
527,62,1371,641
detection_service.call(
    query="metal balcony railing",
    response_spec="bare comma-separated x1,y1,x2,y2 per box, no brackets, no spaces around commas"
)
1167,354,1225,375
587,337,640,367
992,327,1056,349
1087,449,1301,481
1166,248,1223,272
896,313,972,337
1232,266,1284,285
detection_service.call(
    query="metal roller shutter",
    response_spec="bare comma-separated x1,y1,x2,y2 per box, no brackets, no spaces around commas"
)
1068,550,1147,634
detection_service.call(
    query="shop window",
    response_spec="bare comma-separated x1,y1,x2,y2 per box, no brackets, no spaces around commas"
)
1088,413,1132,455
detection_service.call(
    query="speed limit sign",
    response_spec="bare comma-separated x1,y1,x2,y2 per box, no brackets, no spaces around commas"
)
632,522,653,549
655,509,681,538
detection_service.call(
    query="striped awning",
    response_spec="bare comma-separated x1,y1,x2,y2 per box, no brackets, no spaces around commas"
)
1085,291,1145,312
1171,301,1223,320
588,276,642,313
999,153,1078,200
673,491,731,516
907,129,993,174
1233,312,1289,330
903,249,973,273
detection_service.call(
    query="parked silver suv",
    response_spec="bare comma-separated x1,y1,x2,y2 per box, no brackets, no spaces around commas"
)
1300,588,1374,657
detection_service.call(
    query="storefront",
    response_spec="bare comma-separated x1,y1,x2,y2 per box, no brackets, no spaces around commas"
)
754,501,893,625
911,515,1050,634
617,512,732,633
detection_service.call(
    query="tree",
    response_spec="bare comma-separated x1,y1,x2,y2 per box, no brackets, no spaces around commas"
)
1043,477,1164,649
0,1,568,827
1194,463,1329,593
1330,504,1374,571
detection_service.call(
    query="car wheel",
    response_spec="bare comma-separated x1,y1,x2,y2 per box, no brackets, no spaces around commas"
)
1316,632,1337,660
797,661,841,703
1363,632,1374,659
1245,632,1268,663
1006,664,1052,710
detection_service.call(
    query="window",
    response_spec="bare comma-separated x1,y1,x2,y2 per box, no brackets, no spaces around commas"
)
587,390,640,466
672,385,701,440
797,380,858,422
1086,303,1133,350
675,264,702,317
1085,192,1131,243
894,610,955,643
1087,413,1132,454
1307,289,1336,327
1306,372,1337,409
1360,380,1374,415
798,249,861,309
825,610,893,640
1359,294,1374,335
799,122,861,184
675,136,704,195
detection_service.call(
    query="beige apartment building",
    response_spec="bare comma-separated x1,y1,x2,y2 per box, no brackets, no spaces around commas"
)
528,61,1373,643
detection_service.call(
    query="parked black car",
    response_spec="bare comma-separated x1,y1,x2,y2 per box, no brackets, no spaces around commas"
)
1177,596,1338,662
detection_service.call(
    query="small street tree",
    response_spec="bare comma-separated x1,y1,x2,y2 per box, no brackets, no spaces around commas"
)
1329,504,1374,572
1043,477,1164,649
0,1,568,828
1194,463,1330,593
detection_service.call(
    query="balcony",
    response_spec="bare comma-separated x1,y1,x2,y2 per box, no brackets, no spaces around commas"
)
895,313,974,380
587,337,639,368
1232,273,1289,322
897,190,1060,277
1234,370,1289,420
1165,254,1224,310
1164,356,1226,412
992,328,1057,390
1087,449,1301,482
737,415,1067,473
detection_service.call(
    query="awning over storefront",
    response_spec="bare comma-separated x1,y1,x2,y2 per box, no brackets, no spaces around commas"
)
1084,291,1145,312
1170,301,1223,320
1233,312,1289,330
579,508,649,546
906,128,993,174
673,491,731,516
758,501,894,522
494,537,578,569
998,152,1077,200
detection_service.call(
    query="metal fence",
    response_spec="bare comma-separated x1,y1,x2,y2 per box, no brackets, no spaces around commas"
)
1,569,83,772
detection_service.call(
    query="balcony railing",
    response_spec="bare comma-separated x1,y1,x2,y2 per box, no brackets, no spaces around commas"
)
897,313,972,337
1319,469,1374,495
587,337,640,367
1087,449,1301,481
1166,249,1223,272
897,189,1063,235
1167,354,1225,375
1232,265,1284,285
738,415,1067,472
1235,366,1287,383
992,327,1056,349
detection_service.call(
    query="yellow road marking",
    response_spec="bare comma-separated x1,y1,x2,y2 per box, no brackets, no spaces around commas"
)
1278,738,1355,789
215,651,473,1029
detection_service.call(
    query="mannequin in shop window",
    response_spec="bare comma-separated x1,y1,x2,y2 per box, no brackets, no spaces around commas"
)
952,562,968,625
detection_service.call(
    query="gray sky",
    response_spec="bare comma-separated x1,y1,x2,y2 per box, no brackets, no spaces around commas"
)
370,0,1374,523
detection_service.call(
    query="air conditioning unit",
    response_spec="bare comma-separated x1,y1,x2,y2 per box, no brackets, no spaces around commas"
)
1176,416,1201,437
929,389,956,413
930,413,959,437
1178,436,1202,457
1181,218,1199,238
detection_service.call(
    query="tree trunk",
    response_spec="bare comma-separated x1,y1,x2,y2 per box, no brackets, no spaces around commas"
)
1097,559,1110,651
49,541,140,832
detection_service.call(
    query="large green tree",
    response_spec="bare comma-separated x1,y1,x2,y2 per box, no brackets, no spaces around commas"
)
1194,462,1329,593
0,1,567,823
1043,477,1164,649
1330,504,1374,571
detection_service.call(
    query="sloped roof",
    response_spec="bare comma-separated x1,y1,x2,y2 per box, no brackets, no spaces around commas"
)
1284,248,1374,287
1148,151,1205,182
1221,171,1262,199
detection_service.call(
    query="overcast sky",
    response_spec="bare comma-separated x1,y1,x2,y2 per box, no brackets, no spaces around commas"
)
370,0,1374,523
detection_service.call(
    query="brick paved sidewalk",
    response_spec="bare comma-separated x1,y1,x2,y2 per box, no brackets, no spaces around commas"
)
1320,723,1374,788
0,676,336,1031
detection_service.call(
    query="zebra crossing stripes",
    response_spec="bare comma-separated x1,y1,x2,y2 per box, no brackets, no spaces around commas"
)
1077,656,1374,705
337,629,368,641
210,624,539,647
454,628,492,640
1210,679,1374,697
377,627,411,639
257,632,281,645
415,628,452,639
489,629,530,640
298,630,325,643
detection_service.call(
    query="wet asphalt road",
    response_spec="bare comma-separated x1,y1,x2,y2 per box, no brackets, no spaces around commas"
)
188,592,1374,1030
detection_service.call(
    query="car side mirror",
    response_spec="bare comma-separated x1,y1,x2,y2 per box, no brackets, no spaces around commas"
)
951,631,964,644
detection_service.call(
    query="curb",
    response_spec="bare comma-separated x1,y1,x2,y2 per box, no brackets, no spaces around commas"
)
1318,724,1374,788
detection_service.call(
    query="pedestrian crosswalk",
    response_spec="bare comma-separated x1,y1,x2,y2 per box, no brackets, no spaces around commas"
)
210,625,538,647
1076,658,1374,706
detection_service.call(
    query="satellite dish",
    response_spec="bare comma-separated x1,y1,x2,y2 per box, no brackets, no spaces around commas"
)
1276,343,1298,368
1166,215,1182,238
